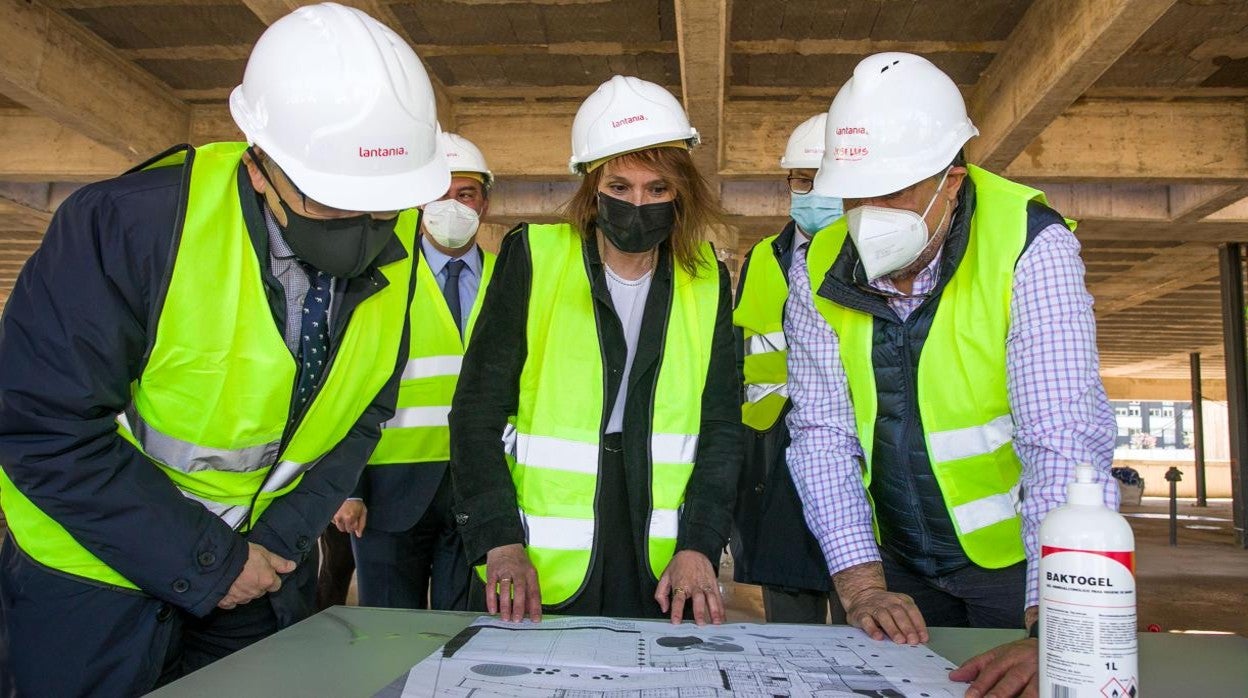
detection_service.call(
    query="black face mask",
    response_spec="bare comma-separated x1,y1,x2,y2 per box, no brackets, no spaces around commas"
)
274,198,396,279
253,150,396,278
594,192,676,253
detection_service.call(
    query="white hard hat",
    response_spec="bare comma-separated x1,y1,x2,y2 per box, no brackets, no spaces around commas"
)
813,52,978,199
779,113,827,170
568,75,700,175
229,2,449,212
440,132,493,188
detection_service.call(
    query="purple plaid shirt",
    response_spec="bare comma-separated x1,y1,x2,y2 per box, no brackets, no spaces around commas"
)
785,222,1119,610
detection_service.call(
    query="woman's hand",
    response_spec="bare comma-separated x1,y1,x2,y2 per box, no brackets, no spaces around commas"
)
485,543,542,622
655,550,725,626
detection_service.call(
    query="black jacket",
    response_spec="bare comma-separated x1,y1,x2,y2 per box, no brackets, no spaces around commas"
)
730,221,831,592
449,225,742,575
0,152,409,619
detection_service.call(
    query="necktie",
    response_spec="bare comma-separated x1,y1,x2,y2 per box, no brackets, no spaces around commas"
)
442,259,466,336
295,265,332,411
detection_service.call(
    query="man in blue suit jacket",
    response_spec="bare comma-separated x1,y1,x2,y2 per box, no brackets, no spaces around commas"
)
333,134,496,610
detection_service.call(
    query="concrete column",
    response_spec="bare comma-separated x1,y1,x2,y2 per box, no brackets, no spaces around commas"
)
1217,243,1248,546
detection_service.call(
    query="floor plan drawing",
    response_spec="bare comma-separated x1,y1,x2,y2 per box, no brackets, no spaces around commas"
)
379,616,966,697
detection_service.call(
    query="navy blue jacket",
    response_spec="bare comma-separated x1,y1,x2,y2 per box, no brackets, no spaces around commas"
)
730,221,832,592
0,152,408,618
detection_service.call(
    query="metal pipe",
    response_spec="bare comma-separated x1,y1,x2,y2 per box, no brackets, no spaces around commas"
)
1166,466,1183,547
1191,352,1207,507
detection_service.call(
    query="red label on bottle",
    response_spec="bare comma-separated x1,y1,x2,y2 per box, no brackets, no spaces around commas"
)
1042,545,1134,573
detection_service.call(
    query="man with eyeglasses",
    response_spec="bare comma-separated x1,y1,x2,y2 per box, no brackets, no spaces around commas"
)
786,53,1118,697
0,5,448,695
731,114,845,626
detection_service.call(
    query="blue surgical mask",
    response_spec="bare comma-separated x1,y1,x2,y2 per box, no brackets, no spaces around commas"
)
790,192,844,236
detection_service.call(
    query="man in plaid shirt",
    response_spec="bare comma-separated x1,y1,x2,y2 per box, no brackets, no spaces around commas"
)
786,53,1119,698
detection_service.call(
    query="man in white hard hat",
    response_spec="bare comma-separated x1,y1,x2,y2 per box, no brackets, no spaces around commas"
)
0,4,447,694
731,114,846,625
786,53,1118,696
333,133,495,611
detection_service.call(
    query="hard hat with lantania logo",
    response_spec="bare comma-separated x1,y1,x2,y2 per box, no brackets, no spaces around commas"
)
568,75,700,175
780,113,828,170
229,2,450,211
439,132,494,189
813,52,978,199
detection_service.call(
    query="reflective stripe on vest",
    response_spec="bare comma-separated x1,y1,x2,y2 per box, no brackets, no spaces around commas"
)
0,142,416,588
518,508,681,551
804,165,1072,569
745,330,787,356
502,424,699,476
495,223,718,606
744,382,788,404
180,490,250,529
733,235,790,432
118,410,280,474
369,243,495,465
403,355,463,381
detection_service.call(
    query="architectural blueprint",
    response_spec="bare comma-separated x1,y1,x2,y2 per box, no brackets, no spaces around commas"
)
378,616,966,697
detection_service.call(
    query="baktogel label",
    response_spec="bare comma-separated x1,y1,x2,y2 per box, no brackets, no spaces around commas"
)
1039,547,1138,698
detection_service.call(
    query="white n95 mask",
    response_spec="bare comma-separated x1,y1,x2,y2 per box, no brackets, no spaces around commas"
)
422,198,481,249
846,169,950,281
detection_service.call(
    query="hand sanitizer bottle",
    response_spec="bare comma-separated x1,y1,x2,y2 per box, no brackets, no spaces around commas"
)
1039,464,1137,698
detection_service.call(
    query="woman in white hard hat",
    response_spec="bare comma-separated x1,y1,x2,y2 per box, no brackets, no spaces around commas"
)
449,75,741,625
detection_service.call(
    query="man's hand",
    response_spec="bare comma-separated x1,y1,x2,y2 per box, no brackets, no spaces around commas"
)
833,562,928,645
332,499,368,537
949,638,1038,698
485,543,542,622
218,542,296,610
655,550,725,626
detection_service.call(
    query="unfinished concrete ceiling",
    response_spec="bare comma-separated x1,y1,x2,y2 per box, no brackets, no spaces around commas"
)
2,0,1248,397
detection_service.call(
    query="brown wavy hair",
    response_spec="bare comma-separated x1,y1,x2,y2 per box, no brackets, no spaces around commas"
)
561,147,722,277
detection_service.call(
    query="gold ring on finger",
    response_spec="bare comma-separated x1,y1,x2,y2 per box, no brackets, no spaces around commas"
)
498,577,513,585
672,586,688,596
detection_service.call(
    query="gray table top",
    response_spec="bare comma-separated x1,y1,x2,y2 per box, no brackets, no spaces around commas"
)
150,606,1248,697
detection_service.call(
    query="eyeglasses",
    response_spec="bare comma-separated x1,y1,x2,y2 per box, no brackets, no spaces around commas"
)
787,176,814,195
251,148,398,221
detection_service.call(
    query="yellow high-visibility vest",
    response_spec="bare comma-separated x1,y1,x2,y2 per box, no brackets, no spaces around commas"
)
369,240,495,465
500,223,718,605
734,234,790,432
0,142,416,588
805,165,1075,568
